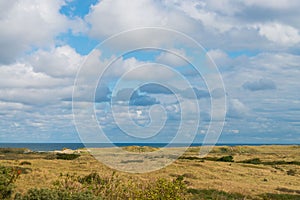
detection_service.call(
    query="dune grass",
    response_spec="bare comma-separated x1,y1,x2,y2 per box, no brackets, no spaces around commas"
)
0,145,299,199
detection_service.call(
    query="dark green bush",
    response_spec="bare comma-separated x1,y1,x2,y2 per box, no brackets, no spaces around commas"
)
264,160,300,165
239,158,300,166
240,158,262,164
0,148,29,154
276,187,300,194
78,172,106,185
0,166,20,199
260,193,300,200
178,156,204,161
287,169,296,176
217,155,234,162
20,161,32,166
56,153,80,160
187,188,247,200
14,188,101,200
52,172,187,200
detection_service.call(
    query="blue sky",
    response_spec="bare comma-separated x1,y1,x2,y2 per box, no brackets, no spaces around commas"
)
0,0,300,144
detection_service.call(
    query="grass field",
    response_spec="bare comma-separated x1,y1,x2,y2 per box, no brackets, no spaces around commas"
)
0,145,299,199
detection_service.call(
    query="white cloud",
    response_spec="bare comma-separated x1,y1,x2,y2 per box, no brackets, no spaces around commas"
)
227,99,249,118
174,0,237,32
243,0,299,10
155,49,189,67
0,55,79,105
85,0,196,39
255,23,300,46
0,0,82,64
28,45,84,78
0,63,68,89
1,1,300,142
207,49,231,68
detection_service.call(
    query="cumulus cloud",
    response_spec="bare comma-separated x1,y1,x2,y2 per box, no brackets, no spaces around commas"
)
86,0,195,38
227,98,249,118
28,45,84,78
255,23,300,46
243,78,276,91
0,63,69,89
1,0,300,142
207,49,232,69
0,0,76,64
155,49,189,67
243,0,299,10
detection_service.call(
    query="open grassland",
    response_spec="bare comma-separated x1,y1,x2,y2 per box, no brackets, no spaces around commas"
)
0,145,300,199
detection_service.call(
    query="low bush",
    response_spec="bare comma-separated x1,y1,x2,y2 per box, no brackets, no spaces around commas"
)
216,155,234,162
0,148,30,154
19,161,32,166
56,153,80,160
0,166,21,199
29,172,187,200
187,188,247,200
276,187,300,194
14,188,101,200
122,146,158,152
239,158,300,166
240,158,262,164
178,156,204,161
260,193,300,200
287,169,296,176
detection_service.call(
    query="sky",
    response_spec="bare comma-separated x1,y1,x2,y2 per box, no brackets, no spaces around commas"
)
0,0,299,144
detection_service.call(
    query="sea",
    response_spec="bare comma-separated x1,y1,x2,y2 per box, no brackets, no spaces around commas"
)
0,143,298,152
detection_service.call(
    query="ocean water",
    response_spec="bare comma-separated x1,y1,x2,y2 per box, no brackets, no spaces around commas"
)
0,143,297,151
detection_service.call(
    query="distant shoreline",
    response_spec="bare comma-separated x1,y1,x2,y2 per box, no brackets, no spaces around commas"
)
0,143,299,152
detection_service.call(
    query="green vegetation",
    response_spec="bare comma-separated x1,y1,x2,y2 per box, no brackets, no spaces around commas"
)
14,189,100,200
179,155,234,162
15,172,186,200
239,158,262,164
0,166,20,199
187,189,248,200
0,148,30,154
286,169,296,176
122,146,159,152
19,161,31,166
0,146,299,199
238,158,300,166
216,155,234,162
276,187,300,194
56,153,80,160
260,193,300,200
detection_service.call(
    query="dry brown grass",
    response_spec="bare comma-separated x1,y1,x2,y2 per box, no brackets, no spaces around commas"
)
1,145,299,198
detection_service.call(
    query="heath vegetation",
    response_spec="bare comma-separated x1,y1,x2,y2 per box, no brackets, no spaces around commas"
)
0,145,299,199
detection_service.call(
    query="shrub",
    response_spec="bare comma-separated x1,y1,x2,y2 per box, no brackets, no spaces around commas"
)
178,156,204,161
287,169,296,176
14,188,101,200
240,158,262,164
78,172,106,185
0,166,21,199
53,172,187,200
217,155,234,162
260,193,300,200
56,153,80,160
276,187,300,194
20,161,32,166
187,188,247,200
0,148,29,154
